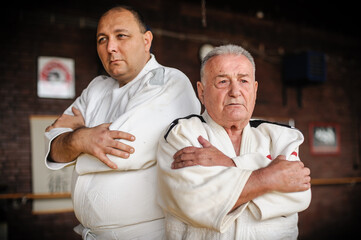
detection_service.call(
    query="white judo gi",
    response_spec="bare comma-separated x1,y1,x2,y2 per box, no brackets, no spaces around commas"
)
157,111,311,240
44,55,201,239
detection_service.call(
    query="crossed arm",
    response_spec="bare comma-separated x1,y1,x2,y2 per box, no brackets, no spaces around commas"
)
171,136,311,212
46,107,135,169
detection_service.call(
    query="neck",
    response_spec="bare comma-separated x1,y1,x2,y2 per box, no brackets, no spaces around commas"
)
224,125,243,155
116,54,152,87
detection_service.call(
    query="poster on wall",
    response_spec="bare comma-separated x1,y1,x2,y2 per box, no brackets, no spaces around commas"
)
30,115,73,213
37,56,75,99
309,122,340,155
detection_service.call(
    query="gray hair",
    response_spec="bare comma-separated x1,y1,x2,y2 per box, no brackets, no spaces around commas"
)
200,44,256,82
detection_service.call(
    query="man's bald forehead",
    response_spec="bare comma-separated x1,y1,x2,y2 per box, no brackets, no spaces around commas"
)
99,6,147,33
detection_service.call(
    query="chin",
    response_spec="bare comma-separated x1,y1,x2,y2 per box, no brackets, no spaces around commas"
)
227,112,249,121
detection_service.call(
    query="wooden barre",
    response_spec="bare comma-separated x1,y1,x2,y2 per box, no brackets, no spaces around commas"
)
0,193,71,200
311,177,361,185
1,177,361,200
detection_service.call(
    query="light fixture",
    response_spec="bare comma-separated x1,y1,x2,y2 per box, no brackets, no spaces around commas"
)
199,44,214,60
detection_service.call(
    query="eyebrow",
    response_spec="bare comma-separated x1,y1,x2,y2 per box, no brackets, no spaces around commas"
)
96,28,131,39
215,73,249,78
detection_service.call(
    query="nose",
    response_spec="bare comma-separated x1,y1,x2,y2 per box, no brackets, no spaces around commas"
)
106,37,117,53
228,81,241,97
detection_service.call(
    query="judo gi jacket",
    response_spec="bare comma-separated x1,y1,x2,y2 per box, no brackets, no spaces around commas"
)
157,111,311,240
45,55,201,239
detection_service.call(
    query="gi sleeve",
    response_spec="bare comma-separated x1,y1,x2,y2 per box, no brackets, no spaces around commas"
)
44,76,93,170
240,124,311,220
75,68,201,175
157,117,252,232
248,147,311,220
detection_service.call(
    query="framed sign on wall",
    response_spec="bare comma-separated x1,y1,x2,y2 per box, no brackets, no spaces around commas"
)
309,122,340,155
30,115,73,214
37,56,75,99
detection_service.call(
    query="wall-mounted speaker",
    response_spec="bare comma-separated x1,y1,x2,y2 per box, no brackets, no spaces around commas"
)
282,51,326,86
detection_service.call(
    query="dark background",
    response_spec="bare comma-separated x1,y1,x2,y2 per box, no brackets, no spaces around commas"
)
1,0,360,239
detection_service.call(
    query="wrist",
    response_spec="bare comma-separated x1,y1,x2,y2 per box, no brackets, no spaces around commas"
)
251,167,272,194
228,157,237,167
68,127,87,154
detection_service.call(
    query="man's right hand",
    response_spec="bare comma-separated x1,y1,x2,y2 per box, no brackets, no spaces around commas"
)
73,123,135,169
49,123,135,169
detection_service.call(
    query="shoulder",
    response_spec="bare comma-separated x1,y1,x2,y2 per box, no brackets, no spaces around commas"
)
83,75,118,94
249,119,303,140
76,75,118,104
164,114,205,140
152,66,195,97
88,75,117,87
250,119,293,129
151,55,187,79
161,65,189,82
144,66,189,88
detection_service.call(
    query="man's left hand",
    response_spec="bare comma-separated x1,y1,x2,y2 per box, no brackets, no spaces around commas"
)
172,136,236,169
46,107,85,132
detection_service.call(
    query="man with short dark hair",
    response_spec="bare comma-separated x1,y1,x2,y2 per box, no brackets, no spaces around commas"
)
45,6,200,239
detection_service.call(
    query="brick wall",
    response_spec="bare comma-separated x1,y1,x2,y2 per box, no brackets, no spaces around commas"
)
1,1,360,239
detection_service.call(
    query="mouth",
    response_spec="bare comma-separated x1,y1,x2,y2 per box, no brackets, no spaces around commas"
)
225,104,243,110
110,59,122,64
226,102,243,106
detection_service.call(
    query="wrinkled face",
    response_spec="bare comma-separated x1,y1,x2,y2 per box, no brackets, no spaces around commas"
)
96,9,153,85
197,54,258,129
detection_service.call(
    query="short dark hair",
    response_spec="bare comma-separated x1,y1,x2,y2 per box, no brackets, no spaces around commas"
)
101,5,148,33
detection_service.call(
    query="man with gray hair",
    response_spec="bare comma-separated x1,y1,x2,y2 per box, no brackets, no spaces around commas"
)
157,44,311,239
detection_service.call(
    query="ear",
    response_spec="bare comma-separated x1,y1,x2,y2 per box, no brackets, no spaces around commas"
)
254,80,258,99
143,31,153,52
197,81,205,105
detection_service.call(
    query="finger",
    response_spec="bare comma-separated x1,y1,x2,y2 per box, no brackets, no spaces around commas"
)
173,149,183,160
303,182,311,190
110,130,135,142
173,147,196,159
298,161,305,168
111,140,135,154
45,125,53,132
276,155,287,160
106,147,131,159
304,167,311,176
172,160,196,169
198,136,212,148
98,153,117,169
173,152,196,162
99,123,112,129
72,107,81,116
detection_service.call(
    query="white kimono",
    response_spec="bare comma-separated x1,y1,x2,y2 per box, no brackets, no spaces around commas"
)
157,111,311,240
45,55,201,239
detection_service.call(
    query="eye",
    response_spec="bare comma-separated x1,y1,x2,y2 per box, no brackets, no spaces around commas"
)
117,33,128,39
97,37,107,44
215,78,230,89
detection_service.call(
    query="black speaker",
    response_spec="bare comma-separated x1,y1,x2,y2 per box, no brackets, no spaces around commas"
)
282,51,326,86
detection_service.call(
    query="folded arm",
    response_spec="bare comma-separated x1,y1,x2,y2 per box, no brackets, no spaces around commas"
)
172,131,311,220
157,134,251,232
45,69,201,173
233,155,311,217
172,137,311,212
46,107,135,169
